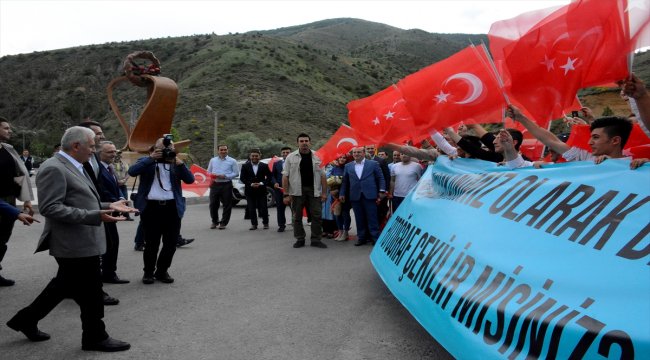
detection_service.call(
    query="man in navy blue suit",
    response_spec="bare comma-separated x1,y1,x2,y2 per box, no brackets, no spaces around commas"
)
271,147,291,232
340,147,386,246
128,137,194,284
97,141,129,284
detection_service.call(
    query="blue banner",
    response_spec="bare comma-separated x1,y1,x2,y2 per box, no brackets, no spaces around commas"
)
371,157,650,359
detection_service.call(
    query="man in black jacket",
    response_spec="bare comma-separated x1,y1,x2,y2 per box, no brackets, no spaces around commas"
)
240,149,272,230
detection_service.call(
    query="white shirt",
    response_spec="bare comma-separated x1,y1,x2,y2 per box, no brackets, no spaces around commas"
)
58,150,86,177
503,155,534,169
146,163,174,200
562,146,594,162
562,147,632,163
354,159,365,179
252,163,259,175
390,162,422,197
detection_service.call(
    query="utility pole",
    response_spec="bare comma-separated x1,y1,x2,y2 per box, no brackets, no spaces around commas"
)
206,105,218,157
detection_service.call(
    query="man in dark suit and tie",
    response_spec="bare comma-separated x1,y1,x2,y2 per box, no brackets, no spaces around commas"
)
78,120,120,305
97,141,129,284
240,149,273,230
271,146,291,232
364,144,390,229
6,126,134,352
340,147,386,246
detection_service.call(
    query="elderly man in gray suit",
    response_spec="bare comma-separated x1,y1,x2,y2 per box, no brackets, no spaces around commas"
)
6,126,136,352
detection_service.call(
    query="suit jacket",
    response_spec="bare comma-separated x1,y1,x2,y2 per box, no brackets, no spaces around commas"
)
128,157,195,218
271,159,284,187
240,161,272,197
97,163,123,202
35,153,109,257
371,155,391,186
0,199,20,219
340,160,386,202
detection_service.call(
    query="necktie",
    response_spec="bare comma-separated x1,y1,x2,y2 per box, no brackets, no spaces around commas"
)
108,165,118,184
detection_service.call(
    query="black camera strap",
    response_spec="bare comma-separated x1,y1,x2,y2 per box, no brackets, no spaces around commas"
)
155,162,171,192
130,175,138,193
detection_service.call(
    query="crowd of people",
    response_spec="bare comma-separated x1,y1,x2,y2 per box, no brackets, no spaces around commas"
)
0,73,648,353
204,75,650,251
0,118,196,352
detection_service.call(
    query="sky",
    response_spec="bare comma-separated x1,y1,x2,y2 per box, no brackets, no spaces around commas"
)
0,0,571,57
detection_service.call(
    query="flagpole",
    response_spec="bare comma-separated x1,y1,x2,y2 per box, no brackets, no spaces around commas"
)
478,41,511,106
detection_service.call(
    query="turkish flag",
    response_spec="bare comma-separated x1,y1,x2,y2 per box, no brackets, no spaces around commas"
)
267,155,279,171
315,124,360,167
182,164,212,197
398,45,507,132
489,0,650,124
348,85,417,146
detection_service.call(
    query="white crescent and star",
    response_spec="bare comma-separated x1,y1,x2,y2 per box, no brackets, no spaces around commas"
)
336,137,358,148
541,26,602,74
194,172,207,184
560,57,578,75
440,72,484,105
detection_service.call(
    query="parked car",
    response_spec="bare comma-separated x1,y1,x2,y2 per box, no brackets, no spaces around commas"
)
231,158,276,208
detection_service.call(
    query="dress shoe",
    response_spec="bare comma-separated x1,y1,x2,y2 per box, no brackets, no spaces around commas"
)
249,225,258,230
263,224,269,229
102,274,130,284
0,274,15,286
103,293,120,305
354,240,368,246
154,271,174,283
7,319,51,342
134,244,144,251
176,238,194,247
277,226,285,232
218,224,226,230
293,240,305,248
310,241,328,248
142,273,154,284
82,337,131,352
210,223,217,229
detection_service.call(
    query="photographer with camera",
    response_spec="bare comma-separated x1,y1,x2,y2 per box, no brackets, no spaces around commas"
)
128,135,194,285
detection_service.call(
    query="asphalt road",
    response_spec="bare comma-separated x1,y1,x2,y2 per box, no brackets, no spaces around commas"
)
0,203,453,360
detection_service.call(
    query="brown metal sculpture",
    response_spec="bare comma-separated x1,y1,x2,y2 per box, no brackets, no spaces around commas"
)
107,51,190,153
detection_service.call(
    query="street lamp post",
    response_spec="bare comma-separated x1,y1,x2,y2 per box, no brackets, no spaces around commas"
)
206,105,218,157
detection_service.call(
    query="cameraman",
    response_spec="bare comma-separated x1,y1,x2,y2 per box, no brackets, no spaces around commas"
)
128,136,194,284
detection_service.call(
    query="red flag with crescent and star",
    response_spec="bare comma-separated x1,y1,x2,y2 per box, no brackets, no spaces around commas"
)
182,164,212,196
489,0,650,124
347,85,419,146
397,45,507,132
315,124,360,167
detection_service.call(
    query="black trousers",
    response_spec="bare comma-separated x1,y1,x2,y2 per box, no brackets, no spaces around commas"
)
209,182,233,226
246,191,269,226
101,222,119,277
9,256,108,344
141,200,180,275
0,196,17,270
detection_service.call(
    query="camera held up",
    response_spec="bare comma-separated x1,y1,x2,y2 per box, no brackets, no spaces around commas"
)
160,134,176,162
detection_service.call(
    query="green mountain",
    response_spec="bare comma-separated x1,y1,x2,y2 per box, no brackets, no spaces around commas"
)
0,18,647,165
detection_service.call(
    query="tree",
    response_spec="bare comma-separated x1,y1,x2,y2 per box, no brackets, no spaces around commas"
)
601,106,614,116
